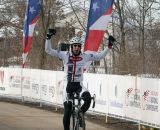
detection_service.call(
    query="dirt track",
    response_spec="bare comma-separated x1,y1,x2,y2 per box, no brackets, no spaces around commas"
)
0,101,122,130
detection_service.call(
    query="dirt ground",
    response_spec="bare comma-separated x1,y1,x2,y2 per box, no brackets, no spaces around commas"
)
0,97,141,130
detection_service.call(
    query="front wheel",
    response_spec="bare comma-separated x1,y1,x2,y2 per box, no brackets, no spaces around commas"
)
70,113,76,130
76,113,85,130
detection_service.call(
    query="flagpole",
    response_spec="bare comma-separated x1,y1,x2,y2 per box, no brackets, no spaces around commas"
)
21,64,24,102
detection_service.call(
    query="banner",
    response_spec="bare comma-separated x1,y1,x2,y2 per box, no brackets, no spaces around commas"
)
84,0,114,51
22,0,41,66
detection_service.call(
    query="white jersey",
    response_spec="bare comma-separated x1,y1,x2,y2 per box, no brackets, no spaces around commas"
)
45,39,110,82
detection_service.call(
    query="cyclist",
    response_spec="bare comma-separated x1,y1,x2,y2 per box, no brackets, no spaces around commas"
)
45,29,115,130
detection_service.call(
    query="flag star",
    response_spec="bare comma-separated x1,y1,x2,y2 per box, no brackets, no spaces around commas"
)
29,6,36,14
92,2,99,12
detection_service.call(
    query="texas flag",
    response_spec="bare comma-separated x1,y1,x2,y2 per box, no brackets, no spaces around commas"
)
22,0,41,67
84,0,114,51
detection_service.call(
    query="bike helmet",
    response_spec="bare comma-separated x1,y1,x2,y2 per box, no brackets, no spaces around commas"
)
69,36,82,45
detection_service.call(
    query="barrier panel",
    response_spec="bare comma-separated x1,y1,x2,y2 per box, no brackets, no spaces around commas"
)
39,70,56,103
0,67,160,128
84,73,109,113
22,68,32,98
141,78,160,128
107,75,125,117
124,76,141,121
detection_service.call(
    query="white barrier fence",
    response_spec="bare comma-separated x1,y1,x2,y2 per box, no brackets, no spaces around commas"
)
0,67,160,128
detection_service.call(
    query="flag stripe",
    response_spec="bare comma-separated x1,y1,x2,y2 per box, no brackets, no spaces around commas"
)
103,6,113,15
31,15,40,24
90,15,111,30
84,30,105,51
23,36,33,53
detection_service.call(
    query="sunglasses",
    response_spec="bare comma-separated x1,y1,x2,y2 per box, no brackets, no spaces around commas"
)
73,44,81,47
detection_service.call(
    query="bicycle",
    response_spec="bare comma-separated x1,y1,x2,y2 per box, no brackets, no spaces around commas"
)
67,92,96,130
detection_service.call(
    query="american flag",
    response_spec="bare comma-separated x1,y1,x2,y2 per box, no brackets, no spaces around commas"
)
84,0,114,51
22,0,41,67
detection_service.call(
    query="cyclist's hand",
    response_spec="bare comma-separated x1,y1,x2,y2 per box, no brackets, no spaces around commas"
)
108,35,116,49
46,28,56,40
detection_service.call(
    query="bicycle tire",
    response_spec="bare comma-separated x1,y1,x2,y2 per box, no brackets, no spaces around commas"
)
79,113,85,130
70,113,76,130
75,113,85,130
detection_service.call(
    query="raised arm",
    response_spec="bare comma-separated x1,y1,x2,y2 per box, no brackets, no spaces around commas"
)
85,47,110,61
85,35,115,61
45,28,66,59
45,39,60,57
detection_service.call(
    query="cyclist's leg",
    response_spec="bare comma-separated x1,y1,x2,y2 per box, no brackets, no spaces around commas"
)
80,82,91,112
63,101,72,130
63,82,73,130
81,91,91,112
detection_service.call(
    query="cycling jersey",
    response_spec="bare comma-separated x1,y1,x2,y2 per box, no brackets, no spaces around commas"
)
45,39,110,82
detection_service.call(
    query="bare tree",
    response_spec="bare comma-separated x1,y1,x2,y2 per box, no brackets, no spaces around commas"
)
112,0,160,76
113,0,128,74
0,0,25,66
